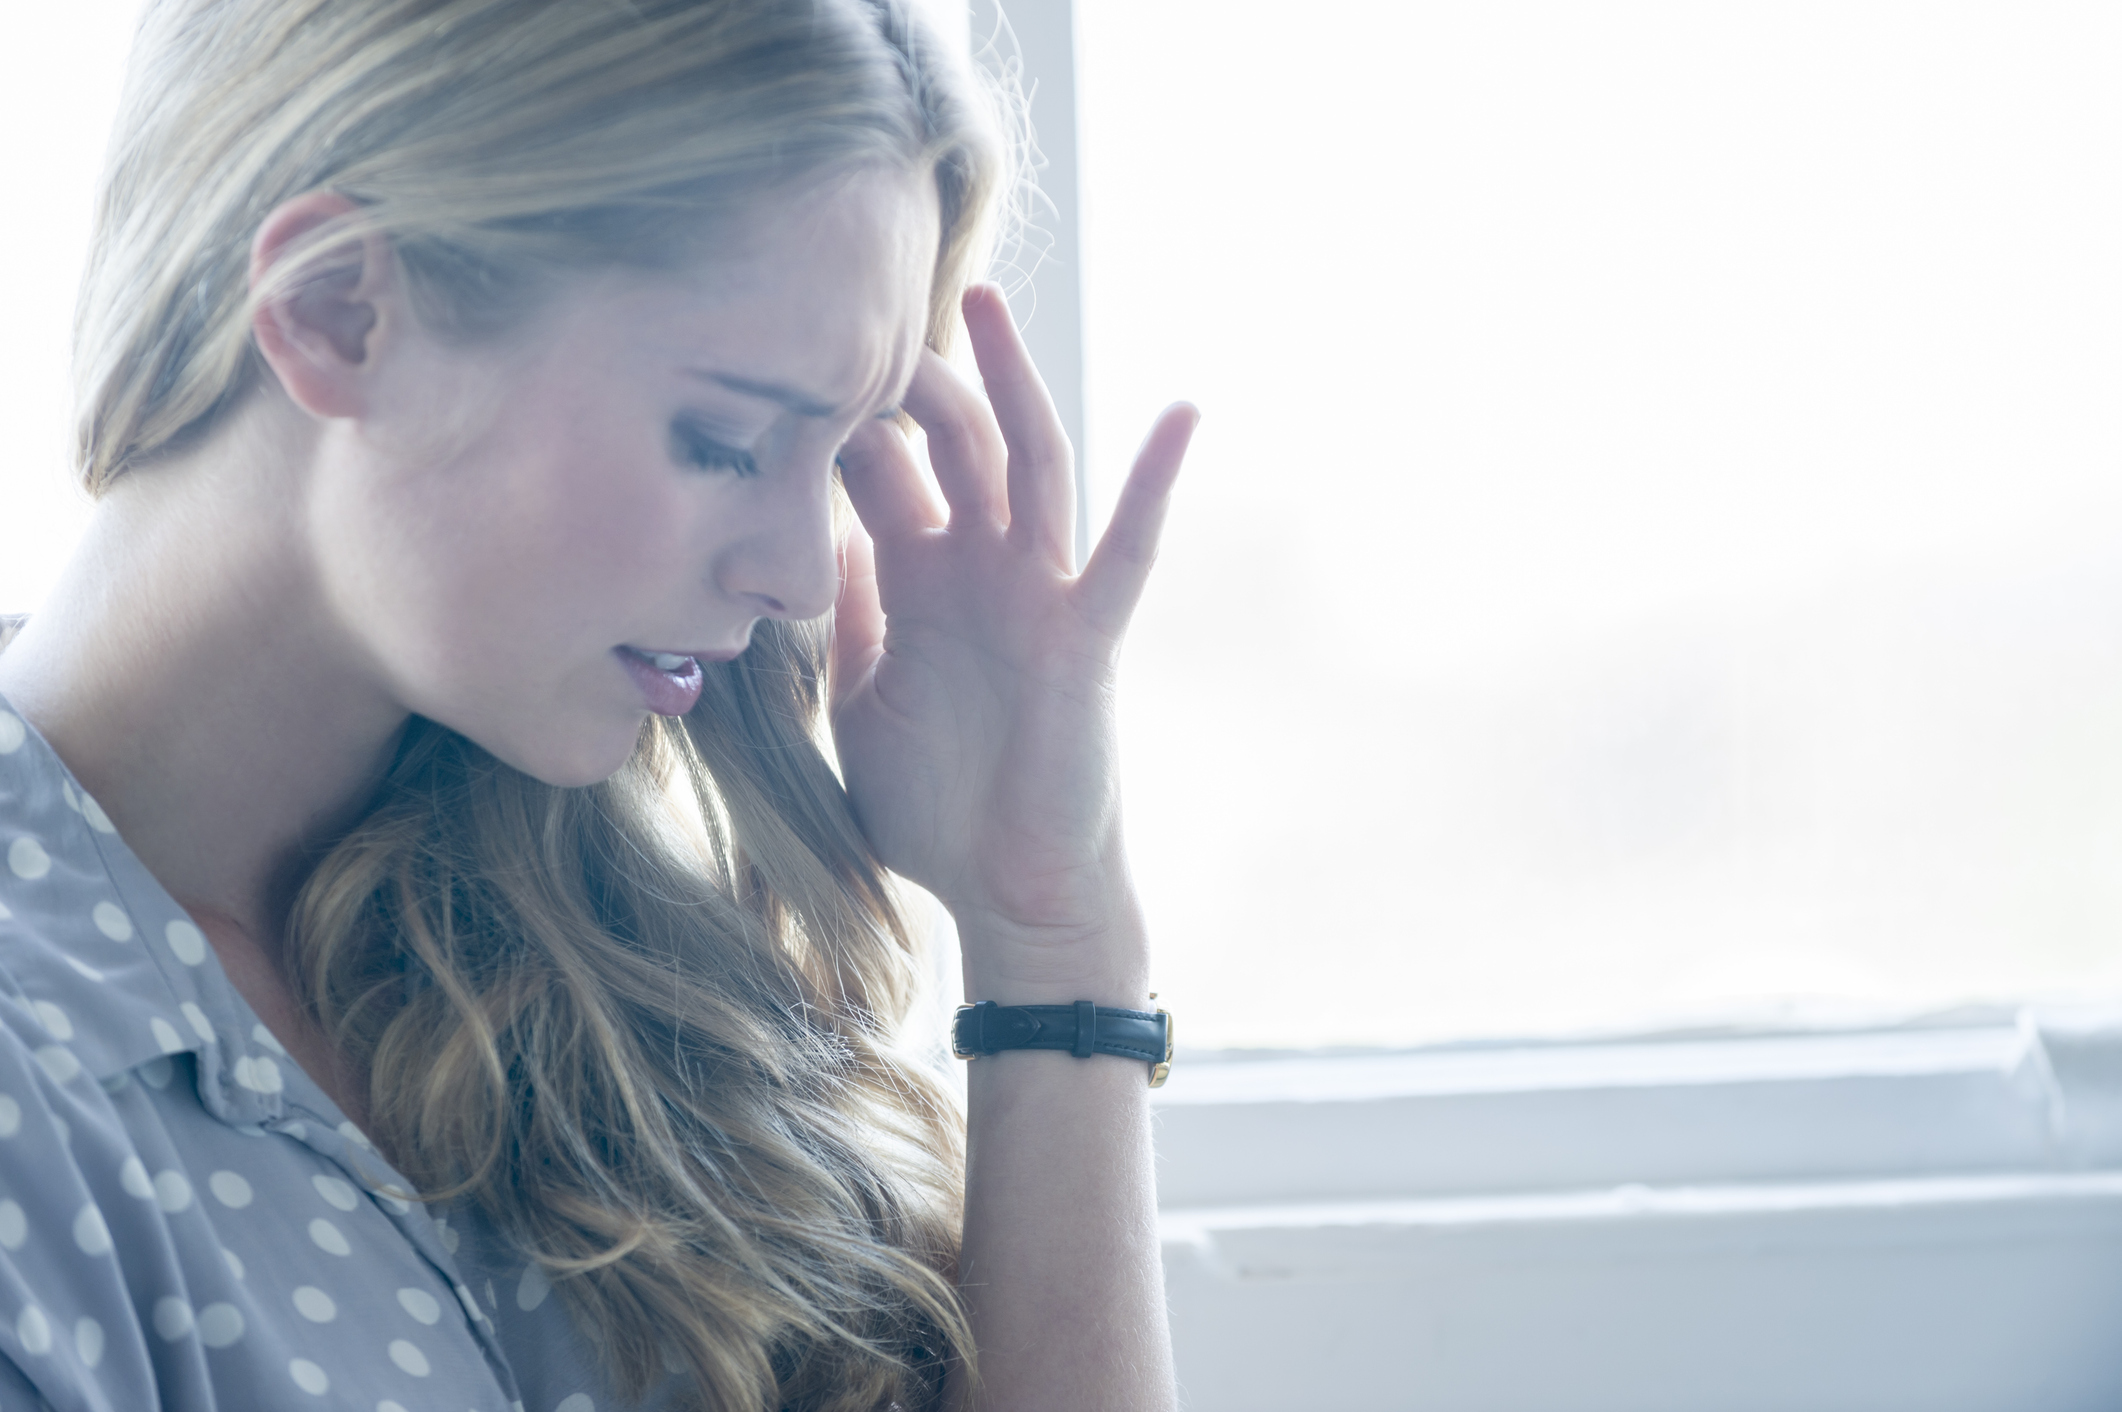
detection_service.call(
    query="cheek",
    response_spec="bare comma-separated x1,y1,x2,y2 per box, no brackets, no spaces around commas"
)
322,374,697,682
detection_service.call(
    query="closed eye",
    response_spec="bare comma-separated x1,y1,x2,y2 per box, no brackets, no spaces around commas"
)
669,415,759,477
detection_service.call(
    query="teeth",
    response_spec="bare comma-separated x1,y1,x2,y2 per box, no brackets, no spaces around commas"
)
650,652,691,672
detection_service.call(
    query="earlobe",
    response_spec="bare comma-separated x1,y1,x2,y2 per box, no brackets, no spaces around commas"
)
249,192,394,419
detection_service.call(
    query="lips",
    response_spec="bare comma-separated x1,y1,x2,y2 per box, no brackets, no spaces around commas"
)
615,646,706,716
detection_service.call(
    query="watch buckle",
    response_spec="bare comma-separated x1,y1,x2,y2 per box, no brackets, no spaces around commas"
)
1149,1006,1174,1088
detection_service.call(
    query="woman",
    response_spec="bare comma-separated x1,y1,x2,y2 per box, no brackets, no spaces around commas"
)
0,0,1194,1408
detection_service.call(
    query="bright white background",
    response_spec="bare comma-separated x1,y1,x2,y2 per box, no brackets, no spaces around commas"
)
1080,1,2122,1046
12,4,2122,1052
0,4,142,615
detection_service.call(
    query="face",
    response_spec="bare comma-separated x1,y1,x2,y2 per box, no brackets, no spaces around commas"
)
306,170,939,785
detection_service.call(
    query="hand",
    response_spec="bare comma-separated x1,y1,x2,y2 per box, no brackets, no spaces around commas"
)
830,283,1196,997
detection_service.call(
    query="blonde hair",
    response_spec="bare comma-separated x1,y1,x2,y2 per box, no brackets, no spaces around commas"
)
77,2,1008,1408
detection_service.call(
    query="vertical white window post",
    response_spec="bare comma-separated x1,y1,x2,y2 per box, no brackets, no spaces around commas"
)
967,0,1091,564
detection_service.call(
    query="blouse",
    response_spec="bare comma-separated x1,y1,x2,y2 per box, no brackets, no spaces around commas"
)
0,697,658,1412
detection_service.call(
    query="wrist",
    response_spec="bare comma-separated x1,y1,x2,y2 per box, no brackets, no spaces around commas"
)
953,898,1151,1009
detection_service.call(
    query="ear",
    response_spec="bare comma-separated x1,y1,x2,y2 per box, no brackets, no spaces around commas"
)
249,192,398,420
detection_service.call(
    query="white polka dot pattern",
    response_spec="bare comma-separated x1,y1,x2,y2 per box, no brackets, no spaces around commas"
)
72,1203,111,1256
35,1045,80,1084
153,1296,194,1341
165,920,208,966
209,1170,253,1208
154,1169,193,1213
0,711,526,1410
7,837,49,882
293,1286,337,1323
31,1001,73,1041
313,1174,359,1211
77,793,115,834
16,1304,50,1355
516,1264,551,1312
308,1218,352,1257
233,1055,283,1093
75,1316,104,1368
397,1288,441,1324
196,1302,244,1349
289,1358,330,1395
92,902,134,941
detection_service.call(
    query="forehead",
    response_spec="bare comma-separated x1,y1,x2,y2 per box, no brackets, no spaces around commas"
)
565,170,941,412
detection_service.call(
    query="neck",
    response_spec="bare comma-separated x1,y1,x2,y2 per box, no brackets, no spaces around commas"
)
0,403,410,945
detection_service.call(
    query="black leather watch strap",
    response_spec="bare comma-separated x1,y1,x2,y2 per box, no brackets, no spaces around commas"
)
952,1001,1174,1087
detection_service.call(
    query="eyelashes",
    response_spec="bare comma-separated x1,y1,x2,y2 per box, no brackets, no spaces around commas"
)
668,412,869,479
669,415,759,478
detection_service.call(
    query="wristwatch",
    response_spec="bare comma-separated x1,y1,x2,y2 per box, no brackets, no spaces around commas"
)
952,999,1174,1087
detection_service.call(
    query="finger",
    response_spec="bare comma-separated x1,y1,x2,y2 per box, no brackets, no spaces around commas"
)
837,416,946,542
962,283,1075,567
830,521,885,716
1074,403,1199,636
899,346,1008,529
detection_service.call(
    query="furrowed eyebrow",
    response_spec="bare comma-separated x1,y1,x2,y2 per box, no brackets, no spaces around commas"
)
689,370,843,419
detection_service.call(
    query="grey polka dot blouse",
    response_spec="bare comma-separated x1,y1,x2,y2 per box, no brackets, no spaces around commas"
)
0,701,662,1412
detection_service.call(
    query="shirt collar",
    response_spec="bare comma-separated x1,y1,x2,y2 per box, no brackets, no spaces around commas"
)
0,696,291,1126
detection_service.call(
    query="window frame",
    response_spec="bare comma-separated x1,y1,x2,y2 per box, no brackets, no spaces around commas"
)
1150,1016,2122,1409
992,0,2122,1402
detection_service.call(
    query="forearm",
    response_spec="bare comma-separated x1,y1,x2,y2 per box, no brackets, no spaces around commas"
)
948,924,1175,1412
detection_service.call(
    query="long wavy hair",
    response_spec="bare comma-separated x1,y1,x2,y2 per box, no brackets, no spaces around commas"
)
72,1,1009,1407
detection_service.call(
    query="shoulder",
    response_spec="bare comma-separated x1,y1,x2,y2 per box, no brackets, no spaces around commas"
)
0,703,215,1088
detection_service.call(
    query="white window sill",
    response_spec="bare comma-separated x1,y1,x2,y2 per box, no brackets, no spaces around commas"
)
1153,1010,2122,1412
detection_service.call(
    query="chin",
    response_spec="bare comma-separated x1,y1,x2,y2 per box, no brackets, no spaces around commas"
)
464,711,649,791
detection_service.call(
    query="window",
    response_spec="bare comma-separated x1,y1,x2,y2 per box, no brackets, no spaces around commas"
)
1069,1,2122,1049
1039,3,2122,1405
0,6,137,613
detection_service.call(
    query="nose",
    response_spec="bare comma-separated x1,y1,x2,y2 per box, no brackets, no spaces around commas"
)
717,455,840,622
